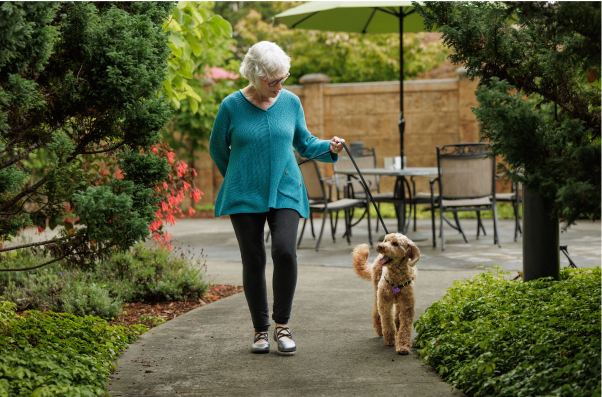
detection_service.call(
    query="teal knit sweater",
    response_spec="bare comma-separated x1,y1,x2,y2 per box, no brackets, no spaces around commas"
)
209,89,337,218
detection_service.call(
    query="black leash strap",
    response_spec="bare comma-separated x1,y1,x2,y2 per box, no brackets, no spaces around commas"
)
297,143,389,234
340,142,389,234
297,150,331,166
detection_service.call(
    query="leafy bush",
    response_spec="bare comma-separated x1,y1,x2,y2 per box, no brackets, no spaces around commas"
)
0,302,146,396
0,300,17,325
93,243,209,302
414,266,601,397
62,282,122,320
0,248,66,312
0,243,209,319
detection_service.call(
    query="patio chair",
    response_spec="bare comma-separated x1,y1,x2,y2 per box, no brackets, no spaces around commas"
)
333,148,396,233
430,143,501,250
298,158,372,251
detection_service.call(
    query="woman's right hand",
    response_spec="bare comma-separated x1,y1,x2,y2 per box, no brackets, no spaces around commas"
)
330,136,345,153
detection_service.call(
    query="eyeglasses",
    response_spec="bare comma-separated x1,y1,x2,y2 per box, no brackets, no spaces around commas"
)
264,73,290,87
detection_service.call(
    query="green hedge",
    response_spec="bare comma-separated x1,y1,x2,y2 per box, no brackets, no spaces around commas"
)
0,300,146,396
414,266,601,397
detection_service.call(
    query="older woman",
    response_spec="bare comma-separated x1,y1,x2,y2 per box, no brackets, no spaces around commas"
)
209,41,344,355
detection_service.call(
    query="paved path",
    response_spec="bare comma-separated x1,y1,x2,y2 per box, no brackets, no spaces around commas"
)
100,217,599,396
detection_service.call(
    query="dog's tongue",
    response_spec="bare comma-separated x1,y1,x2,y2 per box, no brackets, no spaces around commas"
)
378,255,389,265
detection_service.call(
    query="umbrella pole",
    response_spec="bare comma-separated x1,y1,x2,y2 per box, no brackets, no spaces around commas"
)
398,11,405,169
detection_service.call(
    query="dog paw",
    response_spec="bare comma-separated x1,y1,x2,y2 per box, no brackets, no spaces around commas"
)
383,334,395,346
373,322,383,337
396,345,411,355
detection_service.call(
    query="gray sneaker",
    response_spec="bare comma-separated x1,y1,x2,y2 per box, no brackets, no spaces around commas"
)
250,332,270,354
273,326,296,355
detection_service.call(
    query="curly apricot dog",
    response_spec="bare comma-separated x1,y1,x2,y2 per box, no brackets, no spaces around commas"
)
352,233,420,355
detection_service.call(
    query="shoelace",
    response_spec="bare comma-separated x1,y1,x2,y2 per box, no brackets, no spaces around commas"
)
275,327,293,341
254,332,269,344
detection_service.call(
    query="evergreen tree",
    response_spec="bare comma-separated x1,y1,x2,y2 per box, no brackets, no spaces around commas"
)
415,1,601,227
0,2,176,269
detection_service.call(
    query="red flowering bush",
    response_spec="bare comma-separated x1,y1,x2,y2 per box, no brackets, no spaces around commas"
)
147,140,203,249
86,140,203,250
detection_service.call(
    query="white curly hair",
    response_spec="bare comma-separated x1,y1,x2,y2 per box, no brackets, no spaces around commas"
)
239,41,291,88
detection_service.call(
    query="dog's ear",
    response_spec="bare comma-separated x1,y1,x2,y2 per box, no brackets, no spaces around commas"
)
407,242,420,267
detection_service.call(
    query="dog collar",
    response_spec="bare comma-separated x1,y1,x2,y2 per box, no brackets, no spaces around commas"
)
384,277,412,293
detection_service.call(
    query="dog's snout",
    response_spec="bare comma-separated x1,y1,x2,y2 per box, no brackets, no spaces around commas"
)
377,244,384,251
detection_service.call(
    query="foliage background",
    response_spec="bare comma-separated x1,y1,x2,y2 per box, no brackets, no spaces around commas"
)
160,2,245,170
215,1,451,85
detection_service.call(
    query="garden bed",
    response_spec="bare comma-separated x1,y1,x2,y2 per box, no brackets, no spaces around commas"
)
108,284,243,328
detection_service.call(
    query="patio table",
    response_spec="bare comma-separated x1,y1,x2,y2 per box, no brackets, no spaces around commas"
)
334,167,438,241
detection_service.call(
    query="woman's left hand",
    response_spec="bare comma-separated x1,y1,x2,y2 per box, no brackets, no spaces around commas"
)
330,136,345,154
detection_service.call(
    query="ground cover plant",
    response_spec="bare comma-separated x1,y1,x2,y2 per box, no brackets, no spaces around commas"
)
414,266,601,397
0,299,147,397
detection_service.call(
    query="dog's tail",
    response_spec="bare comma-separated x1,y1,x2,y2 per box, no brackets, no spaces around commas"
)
352,244,373,281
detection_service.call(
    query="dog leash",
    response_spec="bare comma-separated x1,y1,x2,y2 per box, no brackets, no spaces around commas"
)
297,150,332,166
297,143,389,234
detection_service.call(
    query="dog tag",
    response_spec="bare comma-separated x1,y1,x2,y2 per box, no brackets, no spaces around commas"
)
392,287,400,293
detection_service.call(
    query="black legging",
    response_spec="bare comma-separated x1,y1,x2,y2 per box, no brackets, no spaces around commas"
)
230,208,300,333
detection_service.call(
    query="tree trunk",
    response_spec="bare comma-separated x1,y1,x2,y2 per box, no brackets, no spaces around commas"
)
522,187,560,281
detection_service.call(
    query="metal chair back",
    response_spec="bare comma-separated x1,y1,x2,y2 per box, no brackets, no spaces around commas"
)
437,143,495,200
299,159,327,202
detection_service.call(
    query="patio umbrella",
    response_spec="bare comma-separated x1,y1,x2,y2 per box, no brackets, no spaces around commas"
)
275,1,426,168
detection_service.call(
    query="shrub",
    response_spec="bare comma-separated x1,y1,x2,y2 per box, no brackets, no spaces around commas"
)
0,301,146,396
0,243,209,319
0,247,66,312
62,282,122,320
414,266,601,397
93,243,209,302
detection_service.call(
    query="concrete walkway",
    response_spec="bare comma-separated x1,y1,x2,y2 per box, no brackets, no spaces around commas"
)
106,217,600,396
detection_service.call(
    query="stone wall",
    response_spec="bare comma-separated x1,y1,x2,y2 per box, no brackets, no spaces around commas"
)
192,71,510,208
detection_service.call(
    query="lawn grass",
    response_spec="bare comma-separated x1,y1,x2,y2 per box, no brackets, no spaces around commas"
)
341,202,520,220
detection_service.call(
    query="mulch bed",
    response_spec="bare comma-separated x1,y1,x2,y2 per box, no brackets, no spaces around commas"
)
108,284,243,328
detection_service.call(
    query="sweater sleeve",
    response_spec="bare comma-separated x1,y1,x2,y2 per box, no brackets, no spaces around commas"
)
209,101,231,178
292,99,337,163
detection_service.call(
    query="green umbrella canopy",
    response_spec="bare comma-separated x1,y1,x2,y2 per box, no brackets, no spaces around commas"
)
275,1,427,166
274,1,424,34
